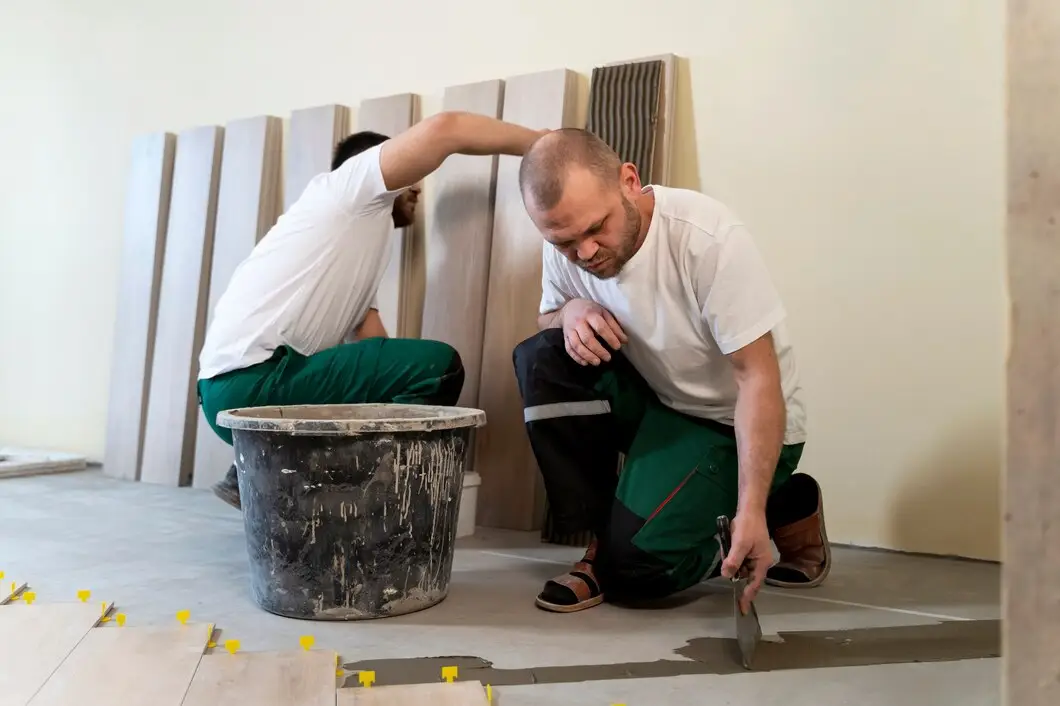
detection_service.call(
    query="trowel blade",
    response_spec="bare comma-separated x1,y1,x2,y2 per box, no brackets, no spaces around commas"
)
732,579,762,669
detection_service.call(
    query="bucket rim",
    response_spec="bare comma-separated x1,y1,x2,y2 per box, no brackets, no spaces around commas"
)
216,403,487,435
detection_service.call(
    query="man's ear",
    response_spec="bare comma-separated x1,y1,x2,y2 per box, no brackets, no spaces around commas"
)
619,162,642,196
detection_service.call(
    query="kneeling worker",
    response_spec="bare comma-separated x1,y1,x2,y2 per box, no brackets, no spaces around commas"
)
515,129,830,613
197,112,543,509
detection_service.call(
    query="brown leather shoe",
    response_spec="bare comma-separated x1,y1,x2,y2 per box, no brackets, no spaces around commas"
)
766,476,831,588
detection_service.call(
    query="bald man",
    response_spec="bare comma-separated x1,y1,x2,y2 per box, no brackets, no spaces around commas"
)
513,129,829,614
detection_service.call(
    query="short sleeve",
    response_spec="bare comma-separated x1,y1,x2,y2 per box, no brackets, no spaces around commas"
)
698,225,786,355
326,144,406,215
539,246,574,314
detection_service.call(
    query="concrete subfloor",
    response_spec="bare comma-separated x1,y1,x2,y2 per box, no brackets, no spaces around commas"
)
0,471,999,705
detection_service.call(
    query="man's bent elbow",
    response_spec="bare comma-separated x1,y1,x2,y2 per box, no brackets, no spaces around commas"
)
418,111,465,151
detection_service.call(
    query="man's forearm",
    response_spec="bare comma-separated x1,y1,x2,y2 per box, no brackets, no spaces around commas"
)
733,372,786,514
440,112,542,157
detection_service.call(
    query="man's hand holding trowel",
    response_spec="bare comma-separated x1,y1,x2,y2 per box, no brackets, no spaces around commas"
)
720,509,774,615
718,514,766,670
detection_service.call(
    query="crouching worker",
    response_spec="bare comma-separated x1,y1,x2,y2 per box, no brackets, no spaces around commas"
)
197,112,544,509
514,129,830,614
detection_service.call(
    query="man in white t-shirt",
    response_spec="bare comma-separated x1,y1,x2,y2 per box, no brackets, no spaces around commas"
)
197,112,543,509
513,129,830,614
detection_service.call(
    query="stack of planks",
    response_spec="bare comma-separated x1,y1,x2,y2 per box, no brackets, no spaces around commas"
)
103,105,343,487
138,125,225,487
0,598,489,705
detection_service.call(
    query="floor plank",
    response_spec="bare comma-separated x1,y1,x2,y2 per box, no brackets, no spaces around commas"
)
356,93,421,338
421,79,504,408
103,132,176,482
29,623,209,706
337,681,490,706
285,104,349,211
191,115,282,490
474,69,581,530
140,126,224,487
181,650,336,706
0,603,107,706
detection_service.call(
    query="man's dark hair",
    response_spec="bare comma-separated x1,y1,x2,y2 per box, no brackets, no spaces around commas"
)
331,130,389,170
518,128,622,210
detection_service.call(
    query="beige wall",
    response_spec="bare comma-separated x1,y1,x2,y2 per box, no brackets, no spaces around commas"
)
0,1,1004,559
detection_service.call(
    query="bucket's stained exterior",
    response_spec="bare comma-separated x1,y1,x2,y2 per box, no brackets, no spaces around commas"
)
219,404,484,621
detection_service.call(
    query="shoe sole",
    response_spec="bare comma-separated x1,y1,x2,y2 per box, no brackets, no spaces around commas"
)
765,495,832,589
535,594,605,613
212,484,241,510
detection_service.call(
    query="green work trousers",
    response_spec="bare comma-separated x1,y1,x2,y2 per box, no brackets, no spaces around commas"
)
198,338,464,445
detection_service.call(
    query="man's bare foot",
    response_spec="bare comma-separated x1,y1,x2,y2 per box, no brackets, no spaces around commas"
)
535,539,604,613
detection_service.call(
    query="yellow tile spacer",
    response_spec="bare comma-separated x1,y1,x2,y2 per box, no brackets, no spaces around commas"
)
99,602,112,622
358,670,375,688
22,591,36,605
0,571,5,580
176,609,190,625
298,635,315,651
441,666,458,683
115,613,127,627
486,684,493,703
77,589,90,603
224,639,240,655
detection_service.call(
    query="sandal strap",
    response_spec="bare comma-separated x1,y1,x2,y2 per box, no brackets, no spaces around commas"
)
547,567,602,603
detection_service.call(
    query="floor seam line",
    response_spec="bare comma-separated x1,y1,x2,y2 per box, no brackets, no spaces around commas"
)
474,549,973,622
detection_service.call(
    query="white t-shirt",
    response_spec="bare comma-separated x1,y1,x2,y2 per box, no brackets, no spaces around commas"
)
198,145,403,380
540,186,807,445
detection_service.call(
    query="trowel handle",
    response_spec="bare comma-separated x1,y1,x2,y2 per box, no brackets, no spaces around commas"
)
716,515,733,557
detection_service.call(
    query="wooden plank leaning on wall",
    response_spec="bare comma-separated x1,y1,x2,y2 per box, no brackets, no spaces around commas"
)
284,104,350,211
475,69,582,531
139,126,224,486
421,79,505,409
357,93,423,339
1005,1,1060,704
191,116,283,490
103,133,175,481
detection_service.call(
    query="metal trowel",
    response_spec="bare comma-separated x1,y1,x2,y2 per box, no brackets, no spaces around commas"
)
716,515,763,670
